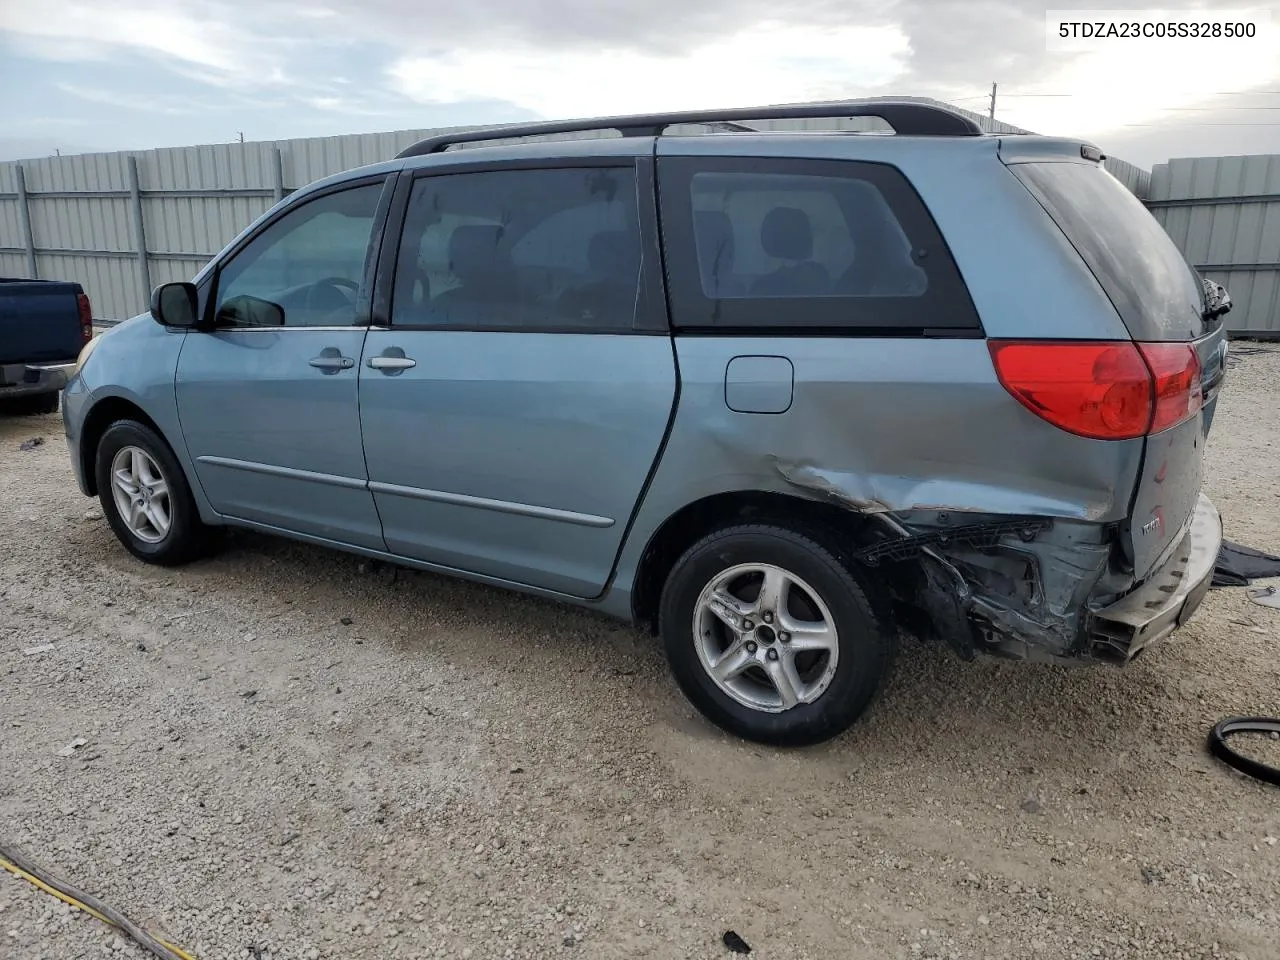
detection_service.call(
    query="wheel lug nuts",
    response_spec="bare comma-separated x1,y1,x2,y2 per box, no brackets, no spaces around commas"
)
779,633,791,643
746,642,758,654
763,612,773,624
743,620,754,631
766,649,779,661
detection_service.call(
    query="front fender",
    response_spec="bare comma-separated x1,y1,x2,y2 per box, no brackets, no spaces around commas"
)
69,319,217,523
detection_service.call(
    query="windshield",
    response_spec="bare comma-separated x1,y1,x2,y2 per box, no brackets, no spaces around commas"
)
1011,161,1206,341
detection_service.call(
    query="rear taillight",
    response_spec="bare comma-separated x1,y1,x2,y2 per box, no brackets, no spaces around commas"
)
989,340,1202,441
1138,342,1202,433
76,293,93,344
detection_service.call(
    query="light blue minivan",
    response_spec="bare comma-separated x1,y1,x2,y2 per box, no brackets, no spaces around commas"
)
63,101,1227,745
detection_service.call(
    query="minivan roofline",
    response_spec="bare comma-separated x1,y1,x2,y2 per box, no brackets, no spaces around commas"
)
394,99,986,158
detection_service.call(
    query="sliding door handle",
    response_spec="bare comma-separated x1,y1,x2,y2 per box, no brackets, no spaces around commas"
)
367,356,417,371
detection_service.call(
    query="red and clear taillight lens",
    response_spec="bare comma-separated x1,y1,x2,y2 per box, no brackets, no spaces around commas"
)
988,340,1202,441
76,293,93,344
1139,342,1203,434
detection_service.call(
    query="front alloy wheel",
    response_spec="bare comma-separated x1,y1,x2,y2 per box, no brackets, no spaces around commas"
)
109,445,173,544
95,419,210,566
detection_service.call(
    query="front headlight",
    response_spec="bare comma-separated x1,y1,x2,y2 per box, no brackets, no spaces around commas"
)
73,333,102,377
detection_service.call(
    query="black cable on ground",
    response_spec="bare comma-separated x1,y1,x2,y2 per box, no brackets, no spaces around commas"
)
1208,717,1280,786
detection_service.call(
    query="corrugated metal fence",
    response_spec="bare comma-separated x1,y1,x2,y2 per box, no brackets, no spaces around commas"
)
0,127,492,320
1148,154,1280,338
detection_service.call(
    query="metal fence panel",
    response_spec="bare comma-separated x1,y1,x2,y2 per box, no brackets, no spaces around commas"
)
142,141,280,192
1149,154,1280,336
28,196,133,252
21,151,129,193
142,195,272,261
0,199,22,259
33,253,136,316
0,252,28,277
148,257,208,287
1103,156,1151,199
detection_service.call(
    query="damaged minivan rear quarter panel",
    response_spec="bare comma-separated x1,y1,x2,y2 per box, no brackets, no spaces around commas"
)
616,135,1161,660
616,335,1146,657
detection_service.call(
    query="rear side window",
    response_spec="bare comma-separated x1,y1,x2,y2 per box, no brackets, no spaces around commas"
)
1010,161,1205,341
391,166,645,331
658,157,979,331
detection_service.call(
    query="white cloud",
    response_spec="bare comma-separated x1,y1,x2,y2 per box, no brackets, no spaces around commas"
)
389,22,910,119
995,29,1280,139
3,1,246,71
57,83,191,115
4,0,1280,163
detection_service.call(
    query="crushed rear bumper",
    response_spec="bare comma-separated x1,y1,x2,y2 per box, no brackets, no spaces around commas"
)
1089,493,1221,662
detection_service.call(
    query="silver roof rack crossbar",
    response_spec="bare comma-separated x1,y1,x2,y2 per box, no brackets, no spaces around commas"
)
394,99,984,159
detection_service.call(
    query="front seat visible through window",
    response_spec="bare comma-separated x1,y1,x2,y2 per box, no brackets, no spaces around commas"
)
559,230,641,325
431,225,515,323
751,206,830,297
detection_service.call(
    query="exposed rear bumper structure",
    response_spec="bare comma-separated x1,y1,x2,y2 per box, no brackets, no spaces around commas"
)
1089,493,1221,662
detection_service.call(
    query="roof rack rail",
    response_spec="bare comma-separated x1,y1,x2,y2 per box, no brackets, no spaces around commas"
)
394,99,984,159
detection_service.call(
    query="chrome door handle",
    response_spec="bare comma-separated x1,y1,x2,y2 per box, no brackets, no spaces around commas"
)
309,355,355,369
367,356,417,371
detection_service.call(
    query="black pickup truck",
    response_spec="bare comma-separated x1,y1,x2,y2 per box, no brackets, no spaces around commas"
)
0,278,94,415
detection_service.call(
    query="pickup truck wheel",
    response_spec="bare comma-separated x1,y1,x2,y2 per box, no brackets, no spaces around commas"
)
29,392,59,415
0,393,58,416
95,420,208,566
659,524,893,747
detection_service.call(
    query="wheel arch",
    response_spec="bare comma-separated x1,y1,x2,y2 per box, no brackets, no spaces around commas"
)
79,396,174,497
629,489,878,631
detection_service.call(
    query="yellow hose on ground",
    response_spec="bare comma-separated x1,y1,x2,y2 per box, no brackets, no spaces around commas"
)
0,847,196,960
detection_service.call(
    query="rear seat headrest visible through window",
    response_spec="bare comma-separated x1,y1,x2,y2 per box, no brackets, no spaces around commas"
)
760,207,814,262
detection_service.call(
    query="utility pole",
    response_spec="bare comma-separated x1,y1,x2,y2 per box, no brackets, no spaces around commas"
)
989,82,998,120
237,131,245,144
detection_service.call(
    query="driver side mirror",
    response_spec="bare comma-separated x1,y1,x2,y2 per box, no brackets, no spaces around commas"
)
150,282,198,329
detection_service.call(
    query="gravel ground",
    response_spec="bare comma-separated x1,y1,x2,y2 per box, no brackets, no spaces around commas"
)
2,346,1279,960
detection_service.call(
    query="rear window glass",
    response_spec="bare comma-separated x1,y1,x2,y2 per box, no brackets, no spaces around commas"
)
658,156,981,331
1011,161,1205,341
690,171,927,300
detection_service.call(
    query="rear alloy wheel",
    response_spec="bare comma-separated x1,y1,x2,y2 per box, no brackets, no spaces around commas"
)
660,524,893,746
95,419,209,566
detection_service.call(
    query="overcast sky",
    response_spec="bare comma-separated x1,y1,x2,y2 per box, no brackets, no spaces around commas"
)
1,0,1277,169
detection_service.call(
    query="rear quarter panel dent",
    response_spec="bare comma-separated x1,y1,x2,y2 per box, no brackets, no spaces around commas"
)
611,335,1143,610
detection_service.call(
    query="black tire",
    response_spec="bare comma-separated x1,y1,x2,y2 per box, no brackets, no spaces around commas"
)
659,524,894,747
29,392,59,415
95,419,209,566
0,392,58,416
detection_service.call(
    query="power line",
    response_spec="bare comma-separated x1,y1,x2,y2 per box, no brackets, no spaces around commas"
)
1004,90,1280,98
953,90,1280,100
